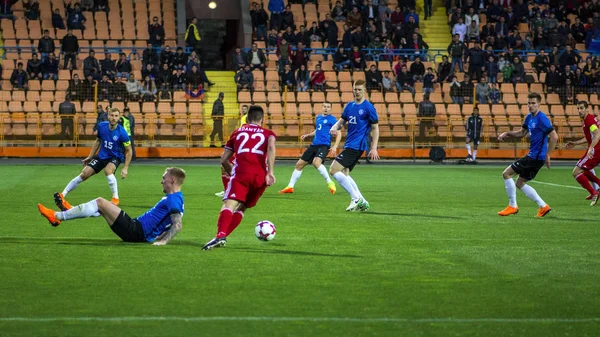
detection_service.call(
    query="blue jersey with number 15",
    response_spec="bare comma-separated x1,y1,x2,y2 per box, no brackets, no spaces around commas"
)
312,114,338,146
96,122,130,161
341,100,379,151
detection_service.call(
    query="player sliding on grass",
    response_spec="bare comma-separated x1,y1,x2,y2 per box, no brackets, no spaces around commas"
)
203,106,276,250
55,108,132,210
38,167,185,245
328,80,380,212
215,104,249,198
565,100,600,205
279,101,341,195
498,92,558,218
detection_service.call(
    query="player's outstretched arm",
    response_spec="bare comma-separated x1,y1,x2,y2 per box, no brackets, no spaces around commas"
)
301,130,316,141
330,118,346,135
221,148,235,176
82,138,101,165
546,130,559,169
587,128,600,158
368,124,380,160
266,136,276,186
121,145,132,179
153,213,183,246
498,127,527,142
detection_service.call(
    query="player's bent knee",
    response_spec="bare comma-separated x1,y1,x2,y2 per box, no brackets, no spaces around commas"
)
313,158,323,168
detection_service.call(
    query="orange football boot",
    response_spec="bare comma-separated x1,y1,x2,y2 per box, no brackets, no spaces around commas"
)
278,187,294,194
498,205,519,216
38,204,61,227
53,192,72,211
536,204,552,218
111,197,120,206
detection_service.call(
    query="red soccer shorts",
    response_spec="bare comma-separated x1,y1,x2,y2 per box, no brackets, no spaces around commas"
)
577,151,600,170
224,172,267,208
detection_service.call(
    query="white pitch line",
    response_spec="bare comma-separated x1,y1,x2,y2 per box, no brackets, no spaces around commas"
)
0,316,599,324
525,181,581,190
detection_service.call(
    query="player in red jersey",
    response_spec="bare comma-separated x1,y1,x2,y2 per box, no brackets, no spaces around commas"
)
215,105,248,198
565,100,600,205
203,105,276,250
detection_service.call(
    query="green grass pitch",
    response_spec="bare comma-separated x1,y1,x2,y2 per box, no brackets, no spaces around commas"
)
0,162,599,337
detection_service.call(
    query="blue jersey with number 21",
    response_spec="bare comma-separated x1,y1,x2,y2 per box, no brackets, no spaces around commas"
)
341,100,379,151
312,114,338,146
96,121,130,161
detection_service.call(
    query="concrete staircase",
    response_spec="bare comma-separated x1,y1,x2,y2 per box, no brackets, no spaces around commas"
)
202,71,239,147
417,0,452,51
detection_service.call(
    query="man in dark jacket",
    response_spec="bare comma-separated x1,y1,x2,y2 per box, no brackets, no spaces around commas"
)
58,95,76,147
142,43,159,70
148,16,165,47
27,53,43,80
42,53,59,80
37,29,55,61
11,62,29,89
245,43,266,71
93,104,108,134
465,106,483,162
235,65,254,92
210,92,225,147
61,29,79,70
0,0,18,19
83,49,101,81
250,2,269,41
232,46,247,71
417,93,436,141
447,34,466,74
101,52,116,79
365,64,383,92
466,42,486,81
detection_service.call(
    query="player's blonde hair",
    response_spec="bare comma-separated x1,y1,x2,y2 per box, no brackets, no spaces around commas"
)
166,167,186,185
353,80,366,88
107,107,121,115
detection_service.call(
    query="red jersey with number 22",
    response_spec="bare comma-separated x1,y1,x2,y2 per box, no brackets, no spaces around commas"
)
583,114,600,151
225,124,276,175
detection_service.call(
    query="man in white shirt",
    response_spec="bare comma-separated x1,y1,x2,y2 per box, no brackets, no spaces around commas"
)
465,7,480,26
452,18,467,42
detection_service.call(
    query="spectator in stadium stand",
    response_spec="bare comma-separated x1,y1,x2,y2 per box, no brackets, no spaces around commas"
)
452,18,467,42
466,42,485,81
423,0,432,20
572,17,586,43
27,53,43,81
185,17,201,55
405,16,419,36
93,104,108,134
281,5,295,30
559,78,575,106
0,0,17,20
331,1,345,22
61,29,79,70
396,65,415,95
279,63,294,91
140,76,158,102
495,16,509,39
98,75,113,101
448,34,466,74
186,53,200,72
476,77,490,104
126,75,142,101
410,57,425,82
296,25,311,48
66,2,86,31
148,16,165,47
58,95,76,147
186,65,210,89
533,50,549,75
81,0,94,11
486,0,503,23
235,64,254,93
37,30,55,62
268,0,284,29
480,22,495,41
333,46,351,71
347,7,362,29
365,64,383,92
437,55,452,83
231,46,246,71
250,2,269,41
67,74,82,101
116,53,132,78
511,56,525,83
142,43,159,70
210,93,225,148
545,64,561,94
276,38,292,71
291,42,309,72
565,32,577,50
84,50,101,81
382,71,395,93
464,7,479,26
282,26,297,46
83,74,96,101
310,63,326,91
341,25,353,49
246,43,266,72
351,26,366,48
142,63,157,80
172,47,188,71
560,46,582,69
485,55,499,84
52,8,66,30
563,65,576,83
320,17,338,49
95,0,108,12
171,69,186,91
367,36,383,61
405,8,419,24
417,93,436,141
423,68,435,94
548,46,560,69
390,6,403,26
461,74,474,104
362,0,376,22
466,20,480,42
42,53,59,80
489,83,501,104
350,45,366,71
119,107,136,160
296,64,310,92
308,21,321,42
11,62,29,90
101,52,116,80
160,46,174,69
157,63,172,90
449,75,462,104
112,76,127,101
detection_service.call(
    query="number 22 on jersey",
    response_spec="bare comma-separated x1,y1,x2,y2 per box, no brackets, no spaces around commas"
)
236,132,265,155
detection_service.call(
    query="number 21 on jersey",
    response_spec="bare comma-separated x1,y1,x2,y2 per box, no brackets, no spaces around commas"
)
348,116,357,124
237,132,265,155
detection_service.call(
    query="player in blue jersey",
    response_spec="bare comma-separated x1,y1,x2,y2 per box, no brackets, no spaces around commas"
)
328,80,380,211
498,92,558,218
54,108,132,210
38,167,185,245
279,102,342,194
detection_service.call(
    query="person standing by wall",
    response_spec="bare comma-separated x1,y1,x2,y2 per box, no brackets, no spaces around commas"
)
210,92,225,148
59,95,76,147
119,107,136,161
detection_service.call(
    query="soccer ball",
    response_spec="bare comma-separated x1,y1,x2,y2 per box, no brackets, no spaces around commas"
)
255,220,276,241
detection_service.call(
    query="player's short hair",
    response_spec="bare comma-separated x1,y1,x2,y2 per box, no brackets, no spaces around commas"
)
247,105,264,123
578,100,589,108
353,79,366,88
322,101,332,106
527,92,542,103
107,107,121,114
166,167,186,185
